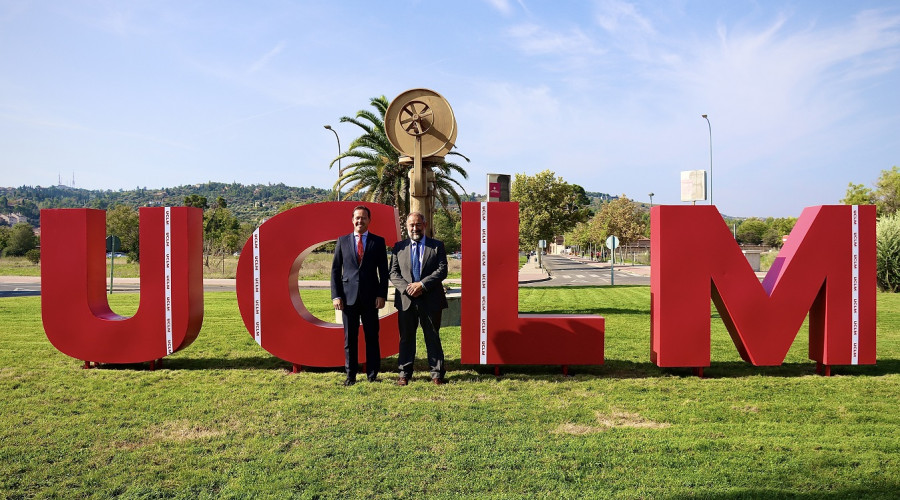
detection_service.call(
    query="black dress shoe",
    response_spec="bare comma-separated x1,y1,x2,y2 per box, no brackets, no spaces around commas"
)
368,376,379,383
343,378,356,386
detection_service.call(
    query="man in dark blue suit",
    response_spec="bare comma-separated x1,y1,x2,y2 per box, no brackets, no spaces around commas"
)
331,205,389,386
390,211,449,385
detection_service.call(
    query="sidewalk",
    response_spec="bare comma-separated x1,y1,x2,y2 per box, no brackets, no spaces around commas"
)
563,254,652,277
518,255,551,283
560,253,767,280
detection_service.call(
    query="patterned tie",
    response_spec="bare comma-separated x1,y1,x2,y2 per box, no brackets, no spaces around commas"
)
357,234,364,264
412,242,421,282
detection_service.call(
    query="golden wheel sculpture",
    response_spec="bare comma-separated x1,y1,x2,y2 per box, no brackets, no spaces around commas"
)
398,100,434,136
385,88,458,235
385,89,456,159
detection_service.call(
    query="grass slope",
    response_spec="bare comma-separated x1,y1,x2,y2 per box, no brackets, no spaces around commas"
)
0,288,897,498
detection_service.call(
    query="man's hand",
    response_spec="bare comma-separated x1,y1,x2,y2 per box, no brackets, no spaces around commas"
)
333,298,343,310
405,282,425,297
375,297,385,309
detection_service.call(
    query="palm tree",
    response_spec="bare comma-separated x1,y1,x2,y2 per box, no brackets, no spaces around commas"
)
329,96,469,224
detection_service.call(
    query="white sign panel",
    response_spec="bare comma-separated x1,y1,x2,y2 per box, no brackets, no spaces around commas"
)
606,235,619,250
680,170,707,202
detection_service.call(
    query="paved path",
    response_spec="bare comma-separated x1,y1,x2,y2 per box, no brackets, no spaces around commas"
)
522,254,650,287
0,276,472,297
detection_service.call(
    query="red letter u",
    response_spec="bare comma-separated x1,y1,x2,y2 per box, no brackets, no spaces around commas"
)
40,208,204,363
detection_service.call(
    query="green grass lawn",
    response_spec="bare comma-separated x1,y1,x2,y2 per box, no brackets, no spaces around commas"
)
1,287,897,498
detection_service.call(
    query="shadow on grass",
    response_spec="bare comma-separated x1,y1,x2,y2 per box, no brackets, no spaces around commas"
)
665,482,900,500
446,358,900,379
533,307,647,315
87,356,900,379
93,356,405,374
527,285,647,290
92,356,294,372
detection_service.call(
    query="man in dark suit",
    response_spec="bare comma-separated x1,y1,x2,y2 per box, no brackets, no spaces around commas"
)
389,211,449,385
331,205,389,386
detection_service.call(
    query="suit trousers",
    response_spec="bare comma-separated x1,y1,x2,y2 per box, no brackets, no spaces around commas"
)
398,303,444,380
342,303,381,381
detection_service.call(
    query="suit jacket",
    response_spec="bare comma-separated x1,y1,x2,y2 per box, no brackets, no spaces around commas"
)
331,232,389,308
389,236,448,312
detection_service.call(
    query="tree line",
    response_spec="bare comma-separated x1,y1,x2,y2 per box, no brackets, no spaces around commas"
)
511,169,799,257
0,182,334,226
842,166,900,291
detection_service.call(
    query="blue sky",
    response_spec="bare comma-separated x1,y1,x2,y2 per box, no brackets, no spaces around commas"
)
1,0,898,217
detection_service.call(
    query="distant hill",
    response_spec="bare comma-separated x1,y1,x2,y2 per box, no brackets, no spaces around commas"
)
0,182,492,227
0,182,334,226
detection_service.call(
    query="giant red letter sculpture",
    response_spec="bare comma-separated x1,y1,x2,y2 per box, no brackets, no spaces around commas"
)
41,207,204,363
651,205,876,369
235,202,401,367
460,202,604,365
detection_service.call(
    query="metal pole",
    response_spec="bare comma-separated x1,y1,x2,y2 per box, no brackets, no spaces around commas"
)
610,241,615,286
324,125,341,200
107,235,119,294
109,252,115,294
701,115,712,206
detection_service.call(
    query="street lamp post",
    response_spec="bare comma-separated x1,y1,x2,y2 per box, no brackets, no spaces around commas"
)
324,125,342,200
647,192,655,262
701,114,712,206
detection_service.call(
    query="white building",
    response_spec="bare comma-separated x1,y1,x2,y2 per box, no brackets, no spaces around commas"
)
0,213,28,226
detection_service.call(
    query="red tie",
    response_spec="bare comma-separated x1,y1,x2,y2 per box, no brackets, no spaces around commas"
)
357,235,364,264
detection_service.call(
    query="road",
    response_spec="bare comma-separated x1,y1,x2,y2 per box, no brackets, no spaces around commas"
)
523,254,650,287
0,277,41,297
0,276,240,298
0,277,465,298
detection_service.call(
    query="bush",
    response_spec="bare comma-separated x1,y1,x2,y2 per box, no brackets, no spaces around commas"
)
5,223,37,256
25,248,41,264
876,213,900,292
25,248,40,264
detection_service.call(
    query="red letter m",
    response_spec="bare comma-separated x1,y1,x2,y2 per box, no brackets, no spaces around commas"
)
650,205,875,369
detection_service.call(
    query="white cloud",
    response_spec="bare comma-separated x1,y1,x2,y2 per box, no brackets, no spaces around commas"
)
484,0,514,16
70,3,156,37
506,23,603,57
466,5,900,215
248,40,287,73
4,1,898,216
594,0,655,36
676,9,900,149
